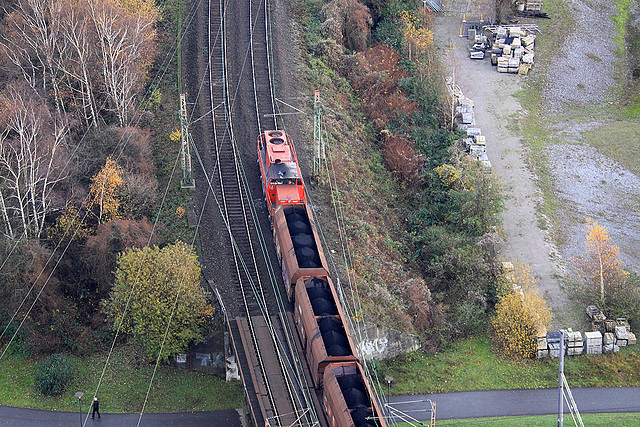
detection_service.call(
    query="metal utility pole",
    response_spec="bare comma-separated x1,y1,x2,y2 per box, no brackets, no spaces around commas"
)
74,392,83,427
313,90,326,179
557,330,564,427
179,93,195,189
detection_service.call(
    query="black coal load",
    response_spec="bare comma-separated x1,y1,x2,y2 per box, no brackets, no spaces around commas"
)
286,209,321,268
337,375,375,427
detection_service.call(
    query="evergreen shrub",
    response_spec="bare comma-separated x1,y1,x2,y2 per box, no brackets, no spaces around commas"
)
35,353,73,396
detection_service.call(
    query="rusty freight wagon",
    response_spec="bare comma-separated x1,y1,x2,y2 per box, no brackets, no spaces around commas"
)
323,362,387,427
272,203,329,300
294,276,359,386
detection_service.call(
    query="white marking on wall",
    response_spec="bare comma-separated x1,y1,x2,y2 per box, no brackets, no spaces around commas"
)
358,337,388,358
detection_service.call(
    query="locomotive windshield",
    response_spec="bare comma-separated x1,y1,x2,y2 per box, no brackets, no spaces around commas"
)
267,162,300,183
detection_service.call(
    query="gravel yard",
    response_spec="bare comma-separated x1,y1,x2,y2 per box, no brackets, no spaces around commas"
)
435,0,640,328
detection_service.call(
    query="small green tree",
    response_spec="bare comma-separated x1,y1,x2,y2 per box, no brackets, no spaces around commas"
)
103,242,210,360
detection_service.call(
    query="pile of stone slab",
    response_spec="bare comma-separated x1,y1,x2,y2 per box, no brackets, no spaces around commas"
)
446,77,492,169
537,311,637,359
468,25,540,75
491,26,536,75
543,330,584,358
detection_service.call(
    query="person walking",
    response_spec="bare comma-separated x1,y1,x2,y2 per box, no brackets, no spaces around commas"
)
92,397,100,419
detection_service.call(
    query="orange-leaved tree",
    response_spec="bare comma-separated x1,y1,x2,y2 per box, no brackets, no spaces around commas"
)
492,262,551,358
574,218,628,305
89,156,123,224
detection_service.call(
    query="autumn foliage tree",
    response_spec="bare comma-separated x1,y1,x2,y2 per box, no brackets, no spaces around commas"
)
399,10,433,61
491,263,551,358
381,131,423,184
350,45,417,129
103,242,211,361
88,157,123,224
321,0,372,52
574,218,628,305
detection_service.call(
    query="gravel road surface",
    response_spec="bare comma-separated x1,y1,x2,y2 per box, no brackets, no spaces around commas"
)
435,0,640,329
434,3,572,327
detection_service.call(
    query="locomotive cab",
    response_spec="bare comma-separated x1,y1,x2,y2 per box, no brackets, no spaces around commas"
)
257,130,306,215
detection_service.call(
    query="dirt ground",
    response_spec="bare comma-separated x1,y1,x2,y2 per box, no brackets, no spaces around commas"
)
434,0,640,329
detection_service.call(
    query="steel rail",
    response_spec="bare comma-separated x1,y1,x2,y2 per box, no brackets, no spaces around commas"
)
206,0,281,420
241,0,321,423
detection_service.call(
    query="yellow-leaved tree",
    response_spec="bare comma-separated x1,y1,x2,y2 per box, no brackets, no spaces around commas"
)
399,10,433,61
89,157,123,224
103,241,212,360
492,263,552,358
574,218,628,305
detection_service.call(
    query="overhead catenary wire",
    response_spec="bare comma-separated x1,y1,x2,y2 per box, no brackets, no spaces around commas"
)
123,0,320,422
0,0,212,421
303,100,391,422
215,0,319,419
0,0,204,355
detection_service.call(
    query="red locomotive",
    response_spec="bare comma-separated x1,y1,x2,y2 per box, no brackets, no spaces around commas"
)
258,130,386,427
257,131,307,216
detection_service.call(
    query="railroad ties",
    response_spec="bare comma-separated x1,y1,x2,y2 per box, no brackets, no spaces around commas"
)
199,1,318,426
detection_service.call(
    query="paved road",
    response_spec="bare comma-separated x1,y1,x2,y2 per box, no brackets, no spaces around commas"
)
3,387,639,425
0,406,242,427
389,387,640,421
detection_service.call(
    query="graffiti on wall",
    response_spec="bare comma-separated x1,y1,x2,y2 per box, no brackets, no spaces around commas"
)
358,336,389,358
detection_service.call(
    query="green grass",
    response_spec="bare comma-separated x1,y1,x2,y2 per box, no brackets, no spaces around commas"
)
399,412,640,426
381,336,640,395
583,120,640,177
0,345,243,412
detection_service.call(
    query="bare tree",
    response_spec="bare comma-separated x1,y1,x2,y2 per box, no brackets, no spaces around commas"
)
0,85,69,239
1,0,67,112
89,0,156,126
58,0,99,128
1,0,158,128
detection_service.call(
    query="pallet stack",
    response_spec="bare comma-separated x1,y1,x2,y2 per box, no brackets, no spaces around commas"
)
537,334,548,359
565,330,583,356
538,324,636,359
603,332,617,353
524,0,543,11
492,27,536,75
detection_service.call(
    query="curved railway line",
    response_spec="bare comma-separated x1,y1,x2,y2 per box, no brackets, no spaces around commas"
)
184,0,324,425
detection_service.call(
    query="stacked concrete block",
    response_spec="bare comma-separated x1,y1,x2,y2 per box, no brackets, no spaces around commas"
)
536,309,636,359
537,335,548,359
603,332,617,353
615,325,628,347
584,331,602,355
447,83,492,169
565,330,583,356
474,25,539,75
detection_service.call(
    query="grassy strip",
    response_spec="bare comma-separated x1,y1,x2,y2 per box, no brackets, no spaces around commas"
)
0,345,243,412
381,335,640,395
399,412,640,426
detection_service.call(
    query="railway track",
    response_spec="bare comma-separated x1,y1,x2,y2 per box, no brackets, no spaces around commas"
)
183,0,324,425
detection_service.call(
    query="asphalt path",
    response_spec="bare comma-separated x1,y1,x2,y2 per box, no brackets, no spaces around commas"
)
0,406,242,427
388,387,640,422
2,387,639,425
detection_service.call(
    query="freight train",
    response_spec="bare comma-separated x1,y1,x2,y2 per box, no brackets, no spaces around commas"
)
258,130,387,427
